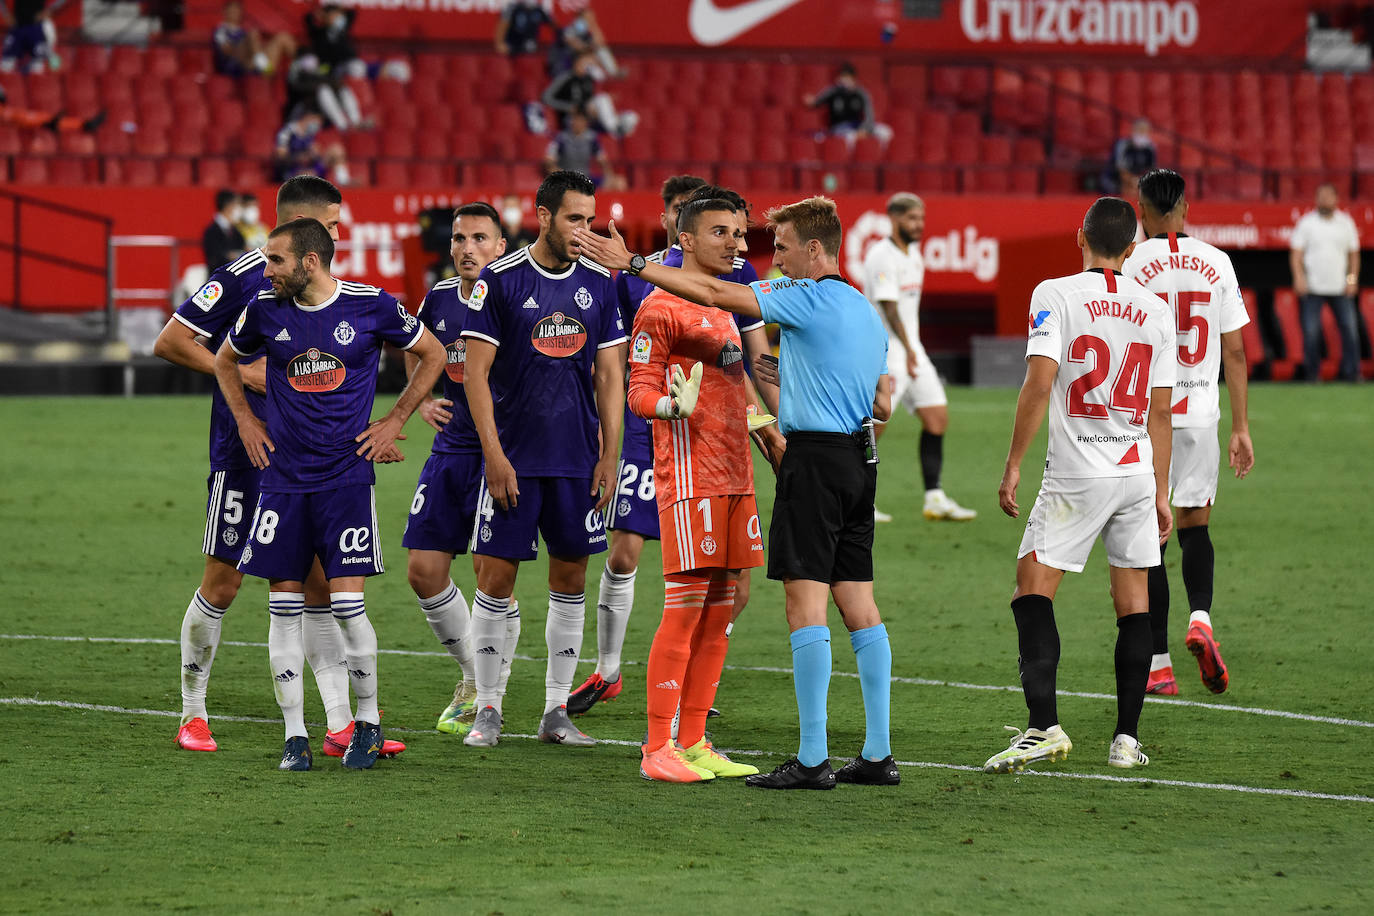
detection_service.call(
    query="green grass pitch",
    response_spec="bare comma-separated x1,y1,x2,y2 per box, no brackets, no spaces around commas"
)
1,385,1371,914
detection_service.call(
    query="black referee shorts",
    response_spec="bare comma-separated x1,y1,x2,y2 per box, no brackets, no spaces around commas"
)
767,431,877,584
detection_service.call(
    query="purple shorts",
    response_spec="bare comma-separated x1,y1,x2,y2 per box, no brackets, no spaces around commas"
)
471,475,607,561
203,468,260,564
402,450,483,555
238,484,384,582
606,448,659,540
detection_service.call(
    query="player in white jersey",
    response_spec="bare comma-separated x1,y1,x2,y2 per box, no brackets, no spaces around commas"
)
861,193,976,522
986,198,1175,774
1123,169,1255,697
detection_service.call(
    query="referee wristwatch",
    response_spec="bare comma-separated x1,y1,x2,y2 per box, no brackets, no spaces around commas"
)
626,253,647,276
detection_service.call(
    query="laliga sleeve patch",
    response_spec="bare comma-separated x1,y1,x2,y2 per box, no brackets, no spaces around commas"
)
631,331,652,364
193,280,224,311
233,307,248,335
468,279,488,312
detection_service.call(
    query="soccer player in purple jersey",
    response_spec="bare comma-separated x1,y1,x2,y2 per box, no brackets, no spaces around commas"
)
461,170,627,748
154,176,372,756
401,201,514,737
215,218,446,770
569,180,781,718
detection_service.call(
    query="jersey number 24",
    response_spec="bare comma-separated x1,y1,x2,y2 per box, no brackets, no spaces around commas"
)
1066,335,1153,425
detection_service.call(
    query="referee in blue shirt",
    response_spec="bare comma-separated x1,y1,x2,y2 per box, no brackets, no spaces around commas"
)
576,196,898,790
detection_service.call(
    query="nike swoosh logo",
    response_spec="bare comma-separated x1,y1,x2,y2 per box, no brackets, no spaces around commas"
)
688,0,806,46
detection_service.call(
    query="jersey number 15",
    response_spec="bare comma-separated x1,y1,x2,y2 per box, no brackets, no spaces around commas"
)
1156,290,1210,366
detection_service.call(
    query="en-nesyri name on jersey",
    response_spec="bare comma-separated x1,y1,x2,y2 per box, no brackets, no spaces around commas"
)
1122,233,1249,429
228,278,424,491
1026,268,1175,478
462,248,625,477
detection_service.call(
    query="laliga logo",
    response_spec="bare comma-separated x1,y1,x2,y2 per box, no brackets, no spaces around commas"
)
847,212,1000,284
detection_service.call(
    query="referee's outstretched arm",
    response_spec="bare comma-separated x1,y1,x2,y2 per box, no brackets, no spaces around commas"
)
575,222,763,319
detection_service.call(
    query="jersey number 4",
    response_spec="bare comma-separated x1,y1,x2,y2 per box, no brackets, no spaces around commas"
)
1066,335,1153,425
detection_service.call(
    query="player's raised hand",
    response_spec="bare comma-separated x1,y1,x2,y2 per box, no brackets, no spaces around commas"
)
1155,494,1173,543
998,465,1020,517
237,413,275,470
590,453,616,511
485,452,519,510
1229,430,1254,479
355,415,407,462
239,357,268,395
572,220,630,271
419,397,454,431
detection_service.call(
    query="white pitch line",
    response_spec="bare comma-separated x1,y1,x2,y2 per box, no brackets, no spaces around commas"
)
4,632,1372,730
4,696,1370,805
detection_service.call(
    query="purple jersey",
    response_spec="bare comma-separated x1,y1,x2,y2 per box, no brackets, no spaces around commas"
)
416,276,481,454
462,248,625,477
227,279,424,492
614,246,762,462
173,248,270,473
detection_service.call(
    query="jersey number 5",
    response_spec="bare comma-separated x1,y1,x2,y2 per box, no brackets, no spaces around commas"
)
1157,290,1210,366
1066,335,1153,425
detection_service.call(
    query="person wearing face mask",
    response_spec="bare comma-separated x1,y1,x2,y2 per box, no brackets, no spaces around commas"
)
1103,118,1157,197
500,194,537,250
203,188,247,271
236,192,267,251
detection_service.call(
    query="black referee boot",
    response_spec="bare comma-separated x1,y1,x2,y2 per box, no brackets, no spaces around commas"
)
745,757,836,790
835,754,900,786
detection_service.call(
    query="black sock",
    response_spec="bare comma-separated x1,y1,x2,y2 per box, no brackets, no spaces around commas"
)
919,430,942,492
1147,541,1170,656
1114,613,1153,739
1177,525,1214,614
1011,594,1059,730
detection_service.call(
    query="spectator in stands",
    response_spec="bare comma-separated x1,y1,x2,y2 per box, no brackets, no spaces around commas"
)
273,110,350,186
0,83,103,132
500,193,537,250
544,108,622,189
804,62,893,151
212,0,296,77
236,192,267,250
1,0,62,73
1291,182,1363,382
284,49,367,132
1103,117,1157,196
203,189,246,270
549,2,622,79
542,51,637,137
304,2,365,78
495,0,554,57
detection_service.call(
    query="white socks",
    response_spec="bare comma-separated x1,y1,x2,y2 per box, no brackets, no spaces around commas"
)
471,589,509,712
179,590,225,724
545,590,586,713
498,601,521,714
1189,610,1213,630
595,566,635,681
1151,652,1173,672
331,592,379,725
268,592,306,739
303,604,353,733
418,580,475,685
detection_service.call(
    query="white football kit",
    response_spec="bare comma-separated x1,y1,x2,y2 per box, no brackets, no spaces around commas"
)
862,237,946,410
1123,233,1249,507
1018,268,1175,572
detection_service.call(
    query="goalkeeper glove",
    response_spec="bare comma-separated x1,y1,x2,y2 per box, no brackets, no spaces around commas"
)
656,361,703,419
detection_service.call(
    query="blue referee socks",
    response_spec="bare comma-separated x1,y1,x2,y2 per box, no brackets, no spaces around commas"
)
790,625,832,768
850,624,892,762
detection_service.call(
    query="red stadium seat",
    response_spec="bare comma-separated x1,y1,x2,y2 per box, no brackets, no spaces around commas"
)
14,157,50,183
121,158,159,186
510,163,544,190
133,128,171,157
51,156,94,183
27,130,57,155
473,162,511,188
412,161,452,188
197,157,231,186
147,47,179,79
162,158,194,185
0,126,20,155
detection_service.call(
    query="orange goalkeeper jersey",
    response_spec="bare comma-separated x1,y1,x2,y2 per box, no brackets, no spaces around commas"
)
626,288,754,508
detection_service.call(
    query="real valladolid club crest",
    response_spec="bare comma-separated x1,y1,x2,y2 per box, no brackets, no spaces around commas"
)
574,286,593,310
334,321,356,345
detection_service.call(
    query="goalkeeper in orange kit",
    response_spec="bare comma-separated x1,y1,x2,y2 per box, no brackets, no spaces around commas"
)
625,196,767,782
